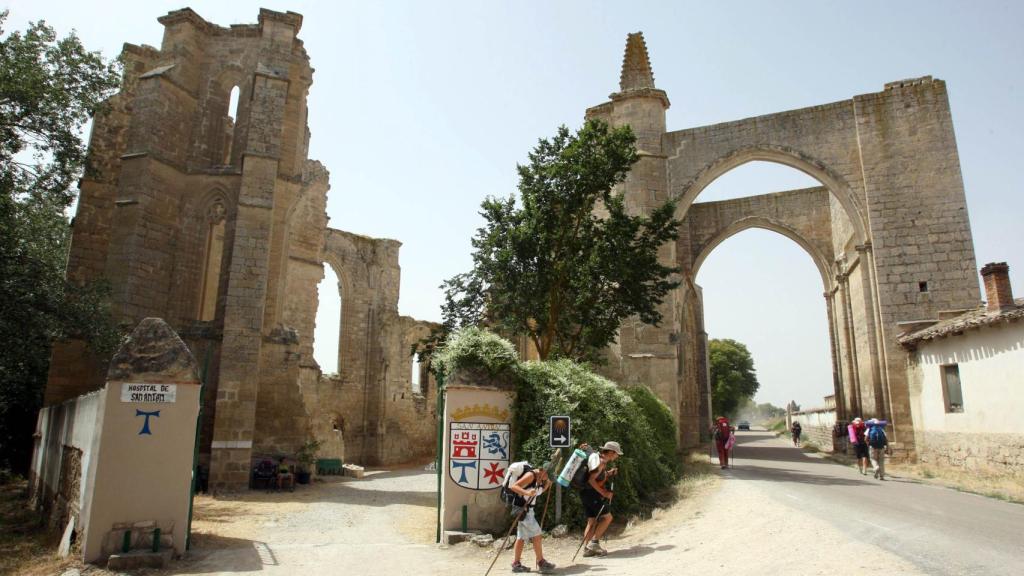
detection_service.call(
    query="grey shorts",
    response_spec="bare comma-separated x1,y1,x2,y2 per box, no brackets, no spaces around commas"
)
517,509,542,540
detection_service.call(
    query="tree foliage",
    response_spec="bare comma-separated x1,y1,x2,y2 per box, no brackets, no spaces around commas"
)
708,338,759,418
0,12,122,473
441,120,681,363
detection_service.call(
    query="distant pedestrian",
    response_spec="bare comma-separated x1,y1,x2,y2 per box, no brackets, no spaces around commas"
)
866,418,891,480
791,421,802,447
712,417,731,468
848,417,870,475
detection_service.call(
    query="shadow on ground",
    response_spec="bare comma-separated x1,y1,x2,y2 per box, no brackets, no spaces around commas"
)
204,468,437,508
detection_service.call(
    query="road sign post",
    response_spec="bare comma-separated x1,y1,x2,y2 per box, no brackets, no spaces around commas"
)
549,415,571,448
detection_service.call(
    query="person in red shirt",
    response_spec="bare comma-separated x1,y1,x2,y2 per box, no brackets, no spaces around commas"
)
712,417,732,469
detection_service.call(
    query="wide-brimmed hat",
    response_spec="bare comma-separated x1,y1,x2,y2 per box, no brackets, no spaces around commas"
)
867,418,879,425
600,441,624,455
853,417,863,423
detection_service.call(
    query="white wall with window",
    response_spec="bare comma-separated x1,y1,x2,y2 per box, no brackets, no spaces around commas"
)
908,321,1024,434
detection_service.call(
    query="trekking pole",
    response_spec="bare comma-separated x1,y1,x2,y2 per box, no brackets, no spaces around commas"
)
484,493,537,576
572,481,613,563
538,451,563,532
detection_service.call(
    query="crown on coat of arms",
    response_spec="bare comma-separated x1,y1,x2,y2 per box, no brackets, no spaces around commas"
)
452,404,509,422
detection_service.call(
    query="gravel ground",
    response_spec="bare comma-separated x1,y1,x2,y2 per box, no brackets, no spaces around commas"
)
167,463,923,576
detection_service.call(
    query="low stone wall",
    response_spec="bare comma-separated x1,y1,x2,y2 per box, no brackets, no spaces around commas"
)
916,430,1024,475
790,408,838,452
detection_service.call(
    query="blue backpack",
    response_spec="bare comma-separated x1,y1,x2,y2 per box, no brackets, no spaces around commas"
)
868,425,887,449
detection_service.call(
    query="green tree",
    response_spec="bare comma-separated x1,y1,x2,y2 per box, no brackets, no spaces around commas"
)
0,12,122,473
441,120,681,363
708,338,759,418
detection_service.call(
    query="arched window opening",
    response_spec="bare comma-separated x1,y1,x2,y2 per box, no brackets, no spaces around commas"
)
697,229,832,414
198,199,227,321
411,354,422,394
222,85,240,165
697,161,819,203
314,265,342,376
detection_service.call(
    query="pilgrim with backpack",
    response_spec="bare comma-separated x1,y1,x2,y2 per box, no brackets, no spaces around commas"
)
498,461,556,574
865,418,891,480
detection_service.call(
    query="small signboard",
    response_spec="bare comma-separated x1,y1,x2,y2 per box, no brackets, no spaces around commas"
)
121,383,177,403
549,415,571,448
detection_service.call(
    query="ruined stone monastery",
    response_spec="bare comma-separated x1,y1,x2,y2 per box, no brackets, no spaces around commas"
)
44,9,988,489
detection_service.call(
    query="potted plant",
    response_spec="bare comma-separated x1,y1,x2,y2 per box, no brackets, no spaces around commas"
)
295,439,321,485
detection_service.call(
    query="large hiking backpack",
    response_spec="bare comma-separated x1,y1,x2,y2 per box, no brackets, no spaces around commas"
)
713,419,730,442
499,461,533,507
867,425,887,449
569,446,597,490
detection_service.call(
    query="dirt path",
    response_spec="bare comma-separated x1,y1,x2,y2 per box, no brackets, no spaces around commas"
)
172,460,924,576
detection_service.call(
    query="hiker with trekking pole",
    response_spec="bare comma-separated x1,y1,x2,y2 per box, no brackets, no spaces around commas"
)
489,459,558,574
571,441,622,561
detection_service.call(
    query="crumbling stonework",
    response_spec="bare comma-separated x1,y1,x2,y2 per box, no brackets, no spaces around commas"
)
589,33,980,456
43,8,437,490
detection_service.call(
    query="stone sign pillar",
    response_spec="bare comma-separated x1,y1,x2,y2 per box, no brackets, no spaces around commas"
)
439,368,515,535
81,318,201,563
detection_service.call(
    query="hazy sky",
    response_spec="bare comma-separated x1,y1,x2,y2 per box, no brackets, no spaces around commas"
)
7,1,1022,409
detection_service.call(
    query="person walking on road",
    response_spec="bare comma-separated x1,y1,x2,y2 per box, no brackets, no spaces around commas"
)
848,417,870,475
713,417,732,468
581,441,622,558
508,465,556,573
791,421,802,447
866,418,891,480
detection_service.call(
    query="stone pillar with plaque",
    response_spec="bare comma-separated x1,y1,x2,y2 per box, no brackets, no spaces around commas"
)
439,367,517,535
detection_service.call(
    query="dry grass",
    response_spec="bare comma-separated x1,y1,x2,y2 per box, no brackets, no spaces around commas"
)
0,478,76,576
800,440,821,453
824,451,1024,504
888,462,1024,504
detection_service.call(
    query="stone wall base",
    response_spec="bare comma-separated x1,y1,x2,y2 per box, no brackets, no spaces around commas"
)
916,430,1024,475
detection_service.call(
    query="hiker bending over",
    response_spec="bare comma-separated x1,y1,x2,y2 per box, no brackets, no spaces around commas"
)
509,465,556,573
581,441,623,558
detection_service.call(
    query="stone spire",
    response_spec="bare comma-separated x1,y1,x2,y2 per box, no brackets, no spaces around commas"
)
619,32,656,91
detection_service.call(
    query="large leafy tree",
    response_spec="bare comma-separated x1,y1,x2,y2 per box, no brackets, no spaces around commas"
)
441,120,681,363
0,12,122,473
709,338,760,418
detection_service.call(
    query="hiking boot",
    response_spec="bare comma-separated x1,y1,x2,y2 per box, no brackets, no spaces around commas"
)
584,541,607,557
511,560,531,573
537,559,556,573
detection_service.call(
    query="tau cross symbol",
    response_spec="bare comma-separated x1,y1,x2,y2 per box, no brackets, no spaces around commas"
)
135,409,160,435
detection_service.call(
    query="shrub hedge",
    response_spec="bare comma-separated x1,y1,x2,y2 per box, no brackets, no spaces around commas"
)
436,328,680,527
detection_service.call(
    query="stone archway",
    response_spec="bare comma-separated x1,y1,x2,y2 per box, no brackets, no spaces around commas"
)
585,32,981,455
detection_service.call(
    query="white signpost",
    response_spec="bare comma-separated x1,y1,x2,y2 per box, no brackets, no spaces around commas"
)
120,383,177,403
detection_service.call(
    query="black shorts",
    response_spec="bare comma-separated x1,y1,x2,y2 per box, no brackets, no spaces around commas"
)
854,443,870,459
580,488,610,518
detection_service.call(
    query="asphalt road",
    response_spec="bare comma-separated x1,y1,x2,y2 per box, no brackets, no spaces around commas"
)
727,430,1024,576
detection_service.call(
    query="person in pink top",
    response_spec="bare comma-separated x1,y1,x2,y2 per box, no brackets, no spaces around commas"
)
848,417,870,475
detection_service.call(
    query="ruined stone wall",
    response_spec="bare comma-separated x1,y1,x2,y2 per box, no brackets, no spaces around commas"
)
44,8,440,489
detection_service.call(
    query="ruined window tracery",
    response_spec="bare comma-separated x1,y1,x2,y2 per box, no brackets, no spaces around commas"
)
198,198,227,321
222,85,241,165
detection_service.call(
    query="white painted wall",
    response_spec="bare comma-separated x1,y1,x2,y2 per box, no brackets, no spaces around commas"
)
909,321,1024,434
